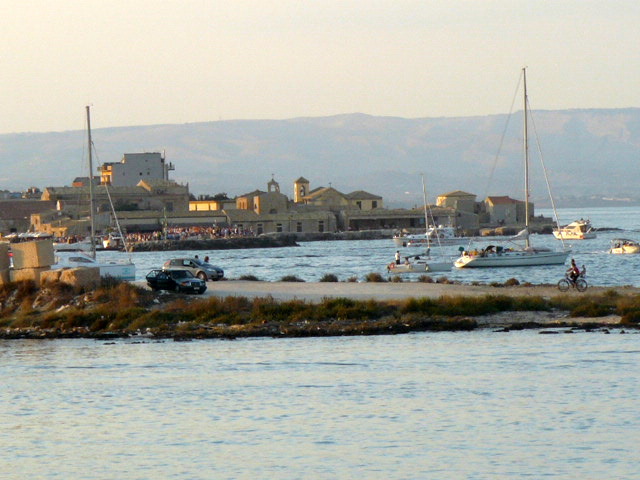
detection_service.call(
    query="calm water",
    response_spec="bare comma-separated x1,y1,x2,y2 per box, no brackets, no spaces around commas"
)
3,332,640,479
101,206,640,286
5,206,640,479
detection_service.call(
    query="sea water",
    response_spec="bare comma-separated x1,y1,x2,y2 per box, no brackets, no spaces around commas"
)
2,332,640,479
4,206,640,479
100,206,640,286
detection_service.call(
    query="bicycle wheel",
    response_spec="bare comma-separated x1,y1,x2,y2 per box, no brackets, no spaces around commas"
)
557,279,570,292
575,278,588,292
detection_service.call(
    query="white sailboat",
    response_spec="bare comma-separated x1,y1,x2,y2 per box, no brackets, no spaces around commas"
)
455,68,570,268
53,107,135,280
388,175,453,275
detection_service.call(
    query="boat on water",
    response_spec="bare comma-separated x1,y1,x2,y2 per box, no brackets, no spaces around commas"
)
51,106,135,280
392,225,469,248
454,68,570,269
609,238,640,255
53,251,136,281
388,175,454,274
387,250,452,275
54,237,94,252
553,219,596,240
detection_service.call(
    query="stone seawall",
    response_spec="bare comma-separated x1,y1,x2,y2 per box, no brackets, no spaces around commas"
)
130,235,300,252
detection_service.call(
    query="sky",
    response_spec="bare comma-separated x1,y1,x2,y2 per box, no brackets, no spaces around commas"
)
1,0,639,134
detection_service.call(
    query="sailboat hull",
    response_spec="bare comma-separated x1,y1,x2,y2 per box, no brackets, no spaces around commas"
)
454,250,569,268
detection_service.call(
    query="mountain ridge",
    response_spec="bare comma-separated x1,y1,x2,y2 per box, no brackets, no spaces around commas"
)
1,109,638,208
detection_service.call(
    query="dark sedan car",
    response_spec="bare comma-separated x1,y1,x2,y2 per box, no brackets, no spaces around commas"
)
145,269,207,294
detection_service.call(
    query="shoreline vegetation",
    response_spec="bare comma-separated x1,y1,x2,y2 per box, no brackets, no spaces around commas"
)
1,277,639,340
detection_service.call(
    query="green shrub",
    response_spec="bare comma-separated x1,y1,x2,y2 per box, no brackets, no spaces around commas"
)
280,275,305,282
319,273,339,282
238,275,260,281
365,272,386,283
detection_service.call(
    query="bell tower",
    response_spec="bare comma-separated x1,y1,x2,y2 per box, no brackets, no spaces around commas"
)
267,175,280,193
293,176,310,203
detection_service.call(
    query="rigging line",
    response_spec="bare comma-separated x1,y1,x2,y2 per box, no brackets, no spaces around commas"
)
465,71,524,251
480,71,524,202
91,142,133,257
527,97,567,250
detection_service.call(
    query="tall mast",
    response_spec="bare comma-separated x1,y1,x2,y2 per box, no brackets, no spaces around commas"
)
522,67,530,248
86,106,96,259
421,174,429,233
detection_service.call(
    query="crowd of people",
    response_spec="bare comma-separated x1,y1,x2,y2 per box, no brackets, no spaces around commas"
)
123,226,255,245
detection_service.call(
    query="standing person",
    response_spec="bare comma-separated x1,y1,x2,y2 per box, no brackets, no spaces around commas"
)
395,250,401,265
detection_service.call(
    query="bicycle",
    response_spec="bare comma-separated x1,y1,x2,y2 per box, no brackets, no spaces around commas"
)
557,272,588,292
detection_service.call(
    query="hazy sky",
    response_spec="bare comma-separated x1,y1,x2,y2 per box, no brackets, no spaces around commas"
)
1,0,638,134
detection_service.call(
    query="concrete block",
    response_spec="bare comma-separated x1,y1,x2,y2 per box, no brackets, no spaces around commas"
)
11,240,55,269
10,266,51,288
0,269,9,285
0,243,9,270
60,267,101,289
40,269,63,285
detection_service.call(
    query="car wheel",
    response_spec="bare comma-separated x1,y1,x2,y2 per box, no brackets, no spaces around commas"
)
197,272,207,281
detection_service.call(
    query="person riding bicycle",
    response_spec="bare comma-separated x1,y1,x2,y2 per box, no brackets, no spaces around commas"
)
567,258,581,283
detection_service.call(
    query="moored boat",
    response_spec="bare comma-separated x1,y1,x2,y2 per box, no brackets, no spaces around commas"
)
553,219,596,240
52,251,136,281
393,225,469,248
454,68,570,269
609,238,640,254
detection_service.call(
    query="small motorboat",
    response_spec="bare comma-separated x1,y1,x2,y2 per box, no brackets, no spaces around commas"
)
609,238,640,255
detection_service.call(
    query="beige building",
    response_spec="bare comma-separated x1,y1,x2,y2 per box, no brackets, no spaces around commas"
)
436,190,478,213
484,196,529,225
41,180,190,215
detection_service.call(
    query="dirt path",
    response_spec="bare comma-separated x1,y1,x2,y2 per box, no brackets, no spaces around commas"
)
201,280,637,302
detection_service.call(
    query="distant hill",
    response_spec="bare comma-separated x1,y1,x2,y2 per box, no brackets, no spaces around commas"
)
1,109,639,208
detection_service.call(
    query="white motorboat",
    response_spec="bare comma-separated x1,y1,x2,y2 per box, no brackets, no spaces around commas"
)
609,238,640,254
54,238,94,252
553,219,596,240
393,225,469,248
53,251,136,281
455,68,570,269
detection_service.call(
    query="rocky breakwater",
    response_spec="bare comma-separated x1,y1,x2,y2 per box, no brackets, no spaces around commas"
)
130,234,299,252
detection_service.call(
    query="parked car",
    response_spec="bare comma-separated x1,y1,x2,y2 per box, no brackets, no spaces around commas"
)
162,258,224,281
146,269,207,294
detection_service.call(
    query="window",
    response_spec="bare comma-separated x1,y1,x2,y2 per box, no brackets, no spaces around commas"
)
318,220,324,233
276,223,283,233
257,224,263,235
372,201,377,208
296,222,302,232
356,201,362,209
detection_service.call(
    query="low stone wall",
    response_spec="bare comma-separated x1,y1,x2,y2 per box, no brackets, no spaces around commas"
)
130,235,300,252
